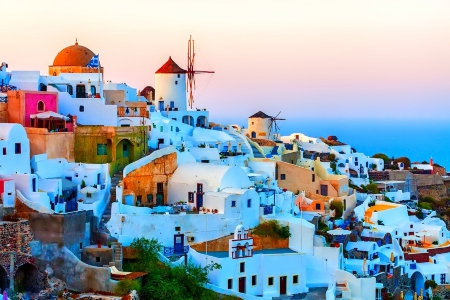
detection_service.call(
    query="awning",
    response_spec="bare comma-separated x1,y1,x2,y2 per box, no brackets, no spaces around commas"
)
30,111,69,120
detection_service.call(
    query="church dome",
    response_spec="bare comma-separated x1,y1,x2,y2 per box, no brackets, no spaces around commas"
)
52,41,95,67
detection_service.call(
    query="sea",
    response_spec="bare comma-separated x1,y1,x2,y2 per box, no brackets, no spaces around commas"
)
218,117,450,171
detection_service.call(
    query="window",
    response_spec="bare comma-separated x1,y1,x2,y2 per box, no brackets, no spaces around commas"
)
96,257,101,263
2,148,6,155
91,85,96,95
177,74,180,78
15,143,21,154
171,126,173,131
175,81,178,85
197,183,203,193
431,275,435,281
153,123,156,129
312,174,315,182
410,224,413,229
175,226,181,232
97,144,107,155
227,279,233,289
67,85,73,95
80,243,83,249
188,192,194,203
157,182,164,193
147,194,153,203
231,200,236,207
160,126,163,132
293,275,299,284
252,275,257,286
268,277,274,286
136,195,142,206
37,101,45,112
79,105,84,112
247,199,251,208
240,262,245,273
315,203,321,210
280,174,286,180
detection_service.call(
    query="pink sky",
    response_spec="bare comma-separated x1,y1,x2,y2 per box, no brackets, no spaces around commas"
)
4,0,450,121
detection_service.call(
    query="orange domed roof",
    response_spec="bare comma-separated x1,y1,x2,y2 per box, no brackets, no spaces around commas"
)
52,41,95,67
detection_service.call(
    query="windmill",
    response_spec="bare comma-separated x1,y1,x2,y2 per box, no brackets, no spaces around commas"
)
267,111,285,141
187,35,215,109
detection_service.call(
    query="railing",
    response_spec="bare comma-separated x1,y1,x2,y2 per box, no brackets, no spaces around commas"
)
163,246,189,257
0,96,6,103
232,249,253,259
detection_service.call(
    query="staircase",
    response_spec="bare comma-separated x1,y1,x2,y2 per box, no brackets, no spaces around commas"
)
228,132,252,155
250,143,265,158
111,241,123,270
100,171,123,229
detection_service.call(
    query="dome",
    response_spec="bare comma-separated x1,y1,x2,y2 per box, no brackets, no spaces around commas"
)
52,41,95,67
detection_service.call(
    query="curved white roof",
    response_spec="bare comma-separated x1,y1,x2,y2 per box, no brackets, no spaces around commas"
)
0,123,27,140
192,127,234,143
170,162,251,190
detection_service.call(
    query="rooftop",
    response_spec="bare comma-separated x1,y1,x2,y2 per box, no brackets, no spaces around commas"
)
199,248,298,258
155,57,187,74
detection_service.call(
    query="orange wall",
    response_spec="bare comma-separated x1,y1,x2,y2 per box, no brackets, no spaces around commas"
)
123,152,177,205
25,127,75,161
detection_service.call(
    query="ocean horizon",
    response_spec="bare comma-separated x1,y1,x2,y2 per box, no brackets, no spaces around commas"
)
215,117,450,171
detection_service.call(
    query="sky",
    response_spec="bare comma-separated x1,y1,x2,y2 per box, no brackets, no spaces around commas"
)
3,0,450,123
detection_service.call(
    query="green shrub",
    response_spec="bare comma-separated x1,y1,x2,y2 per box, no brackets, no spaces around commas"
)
384,196,392,202
425,279,437,289
423,196,437,204
252,220,291,239
115,279,141,296
416,210,424,219
433,241,439,245
365,183,379,194
394,156,411,169
418,202,433,210
329,201,344,219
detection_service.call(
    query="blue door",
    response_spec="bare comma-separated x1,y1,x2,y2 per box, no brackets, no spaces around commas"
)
174,234,184,254
159,101,164,111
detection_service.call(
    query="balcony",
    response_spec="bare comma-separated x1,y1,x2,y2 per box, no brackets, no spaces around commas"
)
117,107,149,118
163,246,189,257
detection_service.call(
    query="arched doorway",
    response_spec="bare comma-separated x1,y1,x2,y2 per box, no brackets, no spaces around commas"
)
182,115,194,126
14,263,41,293
116,139,135,165
0,266,8,293
251,131,256,138
196,116,207,127
410,271,425,295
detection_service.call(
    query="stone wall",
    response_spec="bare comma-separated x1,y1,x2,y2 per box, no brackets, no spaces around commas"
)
81,247,113,267
25,128,75,162
34,243,117,293
418,184,448,201
375,266,410,293
123,152,177,205
0,102,8,123
28,211,87,258
0,220,33,254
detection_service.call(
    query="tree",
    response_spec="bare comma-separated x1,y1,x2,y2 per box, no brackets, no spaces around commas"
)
372,153,389,164
330,201,344,219
125,238,221,300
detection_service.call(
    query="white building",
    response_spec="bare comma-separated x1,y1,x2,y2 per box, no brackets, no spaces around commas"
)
0,123,31,175
190,225,308,298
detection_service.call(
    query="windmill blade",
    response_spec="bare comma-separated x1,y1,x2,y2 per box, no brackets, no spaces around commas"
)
268,121,273,132
275,122,280,131
274,111,281,119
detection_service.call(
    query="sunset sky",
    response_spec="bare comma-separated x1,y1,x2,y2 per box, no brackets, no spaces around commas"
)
3,0,450,122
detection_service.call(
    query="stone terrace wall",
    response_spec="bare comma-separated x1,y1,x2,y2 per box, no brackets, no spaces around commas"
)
0,220,33,254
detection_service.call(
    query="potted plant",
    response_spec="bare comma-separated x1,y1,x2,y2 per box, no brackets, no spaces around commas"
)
108,241,112,248
81,180,87,189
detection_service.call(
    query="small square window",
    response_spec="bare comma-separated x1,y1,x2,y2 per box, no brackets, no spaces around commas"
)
79,105,84,112
268,277,274,286
175,81,178,85
227,279,233,289
153,123,156,128
247,199,251,208
231,200,236,207
240,262,245,273
252,275,257,286
175,226,181,232
293,275,299,284
2,148,6,155
177,74,180,78
280,174,286,180
188,192,194,203
97,144,107,155
96,257,101,263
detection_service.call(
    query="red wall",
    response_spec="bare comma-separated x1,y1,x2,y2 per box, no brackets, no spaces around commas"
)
24,92,58,127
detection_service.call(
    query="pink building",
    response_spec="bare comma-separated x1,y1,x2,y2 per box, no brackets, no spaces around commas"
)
7,90,58,127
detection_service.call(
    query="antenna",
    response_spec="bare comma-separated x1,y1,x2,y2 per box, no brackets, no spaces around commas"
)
267,111,286,140
186,35,215,109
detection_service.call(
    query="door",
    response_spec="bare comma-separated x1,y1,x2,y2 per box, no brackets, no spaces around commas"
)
239,277,246,293
97,173,101,185
280,276,287,295
251,131,256,138
158,139,164,149
320,184,328,196
156,182,164,206
76,85,86,98
196,183,203,208
159,101,165,112
123,142,129,158
174,234,184,254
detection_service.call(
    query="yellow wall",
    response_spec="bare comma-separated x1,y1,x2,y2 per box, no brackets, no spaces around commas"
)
25,127,75,161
